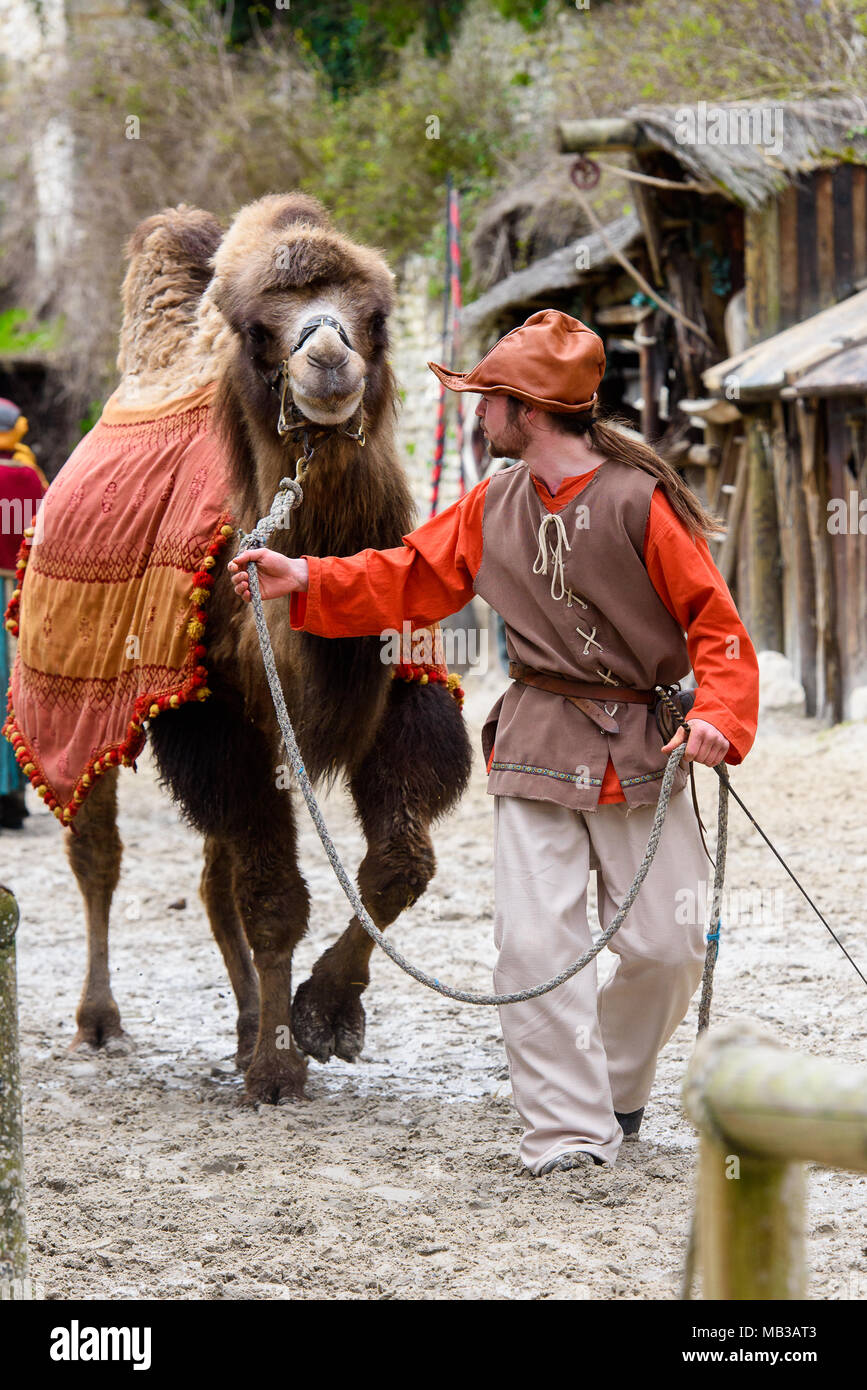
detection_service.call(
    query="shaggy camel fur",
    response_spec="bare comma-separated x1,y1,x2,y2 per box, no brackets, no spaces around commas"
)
68,195,472,1102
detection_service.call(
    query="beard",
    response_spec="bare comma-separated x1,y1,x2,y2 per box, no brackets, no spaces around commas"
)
485,420,527,460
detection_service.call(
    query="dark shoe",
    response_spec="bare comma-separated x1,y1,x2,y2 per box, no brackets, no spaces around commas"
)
538,1151,605,1175
615,1106,644,1141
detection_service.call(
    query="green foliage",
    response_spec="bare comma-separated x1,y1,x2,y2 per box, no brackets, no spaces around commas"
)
0,310,62,357
77,401,104,438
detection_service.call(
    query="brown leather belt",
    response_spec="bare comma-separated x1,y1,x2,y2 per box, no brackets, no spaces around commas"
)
508,661,714,866
508,661,653,733
509,663,653,704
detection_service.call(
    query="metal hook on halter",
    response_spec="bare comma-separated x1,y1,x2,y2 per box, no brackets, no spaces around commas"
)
276,362,303,438
340,404,366,447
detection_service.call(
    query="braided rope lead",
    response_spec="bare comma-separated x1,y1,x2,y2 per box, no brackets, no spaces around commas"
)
240,480,724,1007
697,771,729,1033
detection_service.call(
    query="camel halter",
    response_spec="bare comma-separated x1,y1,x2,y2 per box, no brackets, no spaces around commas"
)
258,314,367,477
533,511,572,602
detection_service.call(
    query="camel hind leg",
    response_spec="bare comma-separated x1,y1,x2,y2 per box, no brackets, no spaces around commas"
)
200,835,259,1069
66,767,130,1051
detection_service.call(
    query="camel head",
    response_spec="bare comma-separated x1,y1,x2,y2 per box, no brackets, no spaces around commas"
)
208,193,395,433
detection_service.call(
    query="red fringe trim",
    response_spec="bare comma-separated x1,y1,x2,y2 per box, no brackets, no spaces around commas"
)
391,662,465,711
2,514,236,830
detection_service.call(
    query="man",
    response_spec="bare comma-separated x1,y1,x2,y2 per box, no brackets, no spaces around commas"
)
0,396,46,829
229,309,759,1175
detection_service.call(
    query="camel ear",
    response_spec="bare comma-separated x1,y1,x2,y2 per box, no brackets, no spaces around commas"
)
266,193,333,233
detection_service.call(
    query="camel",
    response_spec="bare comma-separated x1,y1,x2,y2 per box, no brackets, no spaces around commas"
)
50,194,473,1103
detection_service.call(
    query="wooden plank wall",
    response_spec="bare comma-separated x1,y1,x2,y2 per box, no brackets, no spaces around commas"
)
745,164,867,344
825,398,867,714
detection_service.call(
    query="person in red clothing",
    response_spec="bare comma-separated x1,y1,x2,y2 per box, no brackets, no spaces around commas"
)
1,396,47,827
229,310,759,1175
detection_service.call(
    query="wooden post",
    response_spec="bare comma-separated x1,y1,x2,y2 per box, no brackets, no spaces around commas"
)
0,885,27,1293
716,437,749,588
745,417,783,651
797,399,842,720
696,1133,805,1300
683,1020,867,1300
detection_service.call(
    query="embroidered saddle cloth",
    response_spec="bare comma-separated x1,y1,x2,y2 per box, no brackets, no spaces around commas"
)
3,385,233,825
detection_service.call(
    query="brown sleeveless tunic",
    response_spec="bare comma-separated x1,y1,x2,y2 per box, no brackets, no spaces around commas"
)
476,458,691,810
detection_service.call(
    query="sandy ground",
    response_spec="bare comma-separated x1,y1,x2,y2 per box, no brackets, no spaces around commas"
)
3,669,867,1302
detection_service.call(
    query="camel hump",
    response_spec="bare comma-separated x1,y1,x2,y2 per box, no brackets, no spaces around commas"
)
125,204,224,278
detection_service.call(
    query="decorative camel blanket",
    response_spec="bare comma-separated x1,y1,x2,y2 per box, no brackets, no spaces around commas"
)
3,386,234,825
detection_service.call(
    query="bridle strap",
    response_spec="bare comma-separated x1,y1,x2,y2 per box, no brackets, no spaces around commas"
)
290,314,354,355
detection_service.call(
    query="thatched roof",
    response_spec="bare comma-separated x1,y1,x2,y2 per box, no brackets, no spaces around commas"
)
626,98,867,209
461,213,641,337
469,159,628,292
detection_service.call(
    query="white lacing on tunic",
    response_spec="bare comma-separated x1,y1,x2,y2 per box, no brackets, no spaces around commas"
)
533,511,572,602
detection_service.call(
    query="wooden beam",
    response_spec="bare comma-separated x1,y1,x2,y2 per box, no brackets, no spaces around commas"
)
778,184,799,328
717,438,749,587
557,119,655,153
745,417,784,651
852,167,867,285
816,169,836,310
797,399,841,720
594,303,654,326
833,164,854,297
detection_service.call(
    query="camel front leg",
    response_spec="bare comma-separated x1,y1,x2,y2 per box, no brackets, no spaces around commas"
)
293,678,469,1065
66,768,129,1050
292,776,436,1065
230,793,311,1103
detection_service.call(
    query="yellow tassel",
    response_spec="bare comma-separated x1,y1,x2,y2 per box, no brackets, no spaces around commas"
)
187,619,205,640
220,525,234,539
149,703,160,718
190,587,208,605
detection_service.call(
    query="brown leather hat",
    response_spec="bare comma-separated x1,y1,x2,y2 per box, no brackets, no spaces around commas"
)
428,308,605,414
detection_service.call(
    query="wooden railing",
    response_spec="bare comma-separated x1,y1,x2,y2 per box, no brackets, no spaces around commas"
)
0,885,27,1292
683,1019,867,1299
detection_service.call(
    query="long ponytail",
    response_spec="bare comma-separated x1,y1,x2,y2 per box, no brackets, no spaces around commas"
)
585,416,724,541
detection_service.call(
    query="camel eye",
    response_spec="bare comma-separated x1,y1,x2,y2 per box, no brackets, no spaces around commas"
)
246,321,269,348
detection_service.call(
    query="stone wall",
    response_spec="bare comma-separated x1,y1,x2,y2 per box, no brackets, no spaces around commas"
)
391,253,469,522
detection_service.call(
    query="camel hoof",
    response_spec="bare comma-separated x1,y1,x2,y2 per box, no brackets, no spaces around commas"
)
69,1019,132,1053
244,1054,307,1105
292,975,366,1064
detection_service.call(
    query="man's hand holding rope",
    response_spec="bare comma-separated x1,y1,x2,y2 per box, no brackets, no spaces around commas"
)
229,549,309,603
661,719,729,768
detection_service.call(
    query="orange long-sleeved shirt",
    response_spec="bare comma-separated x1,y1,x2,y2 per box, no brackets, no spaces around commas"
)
290,466,759,802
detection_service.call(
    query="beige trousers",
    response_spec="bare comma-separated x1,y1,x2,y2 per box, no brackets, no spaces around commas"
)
492,789,708,1172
